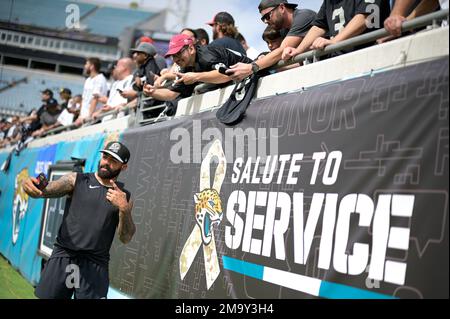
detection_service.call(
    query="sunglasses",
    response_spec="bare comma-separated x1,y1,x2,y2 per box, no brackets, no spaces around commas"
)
172,46,188,59
260,5,279,22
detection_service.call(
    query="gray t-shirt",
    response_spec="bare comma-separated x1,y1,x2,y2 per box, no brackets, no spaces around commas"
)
40,109,61,126
286,9,317,38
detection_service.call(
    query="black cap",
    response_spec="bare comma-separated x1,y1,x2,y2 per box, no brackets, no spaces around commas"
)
207,12,235,26
258,0,298,12
100,141,130,164
45,98,58,108
60,88,72,95
41,88,53,97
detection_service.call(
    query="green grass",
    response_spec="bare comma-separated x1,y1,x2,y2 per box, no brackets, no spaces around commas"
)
0,254,37,299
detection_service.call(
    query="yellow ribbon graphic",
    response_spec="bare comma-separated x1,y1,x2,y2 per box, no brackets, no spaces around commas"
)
180,139,227,290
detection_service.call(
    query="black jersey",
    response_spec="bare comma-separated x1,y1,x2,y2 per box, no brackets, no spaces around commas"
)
314,0,391,38
53,173,131,266
169,45,253,98
209,36,247,56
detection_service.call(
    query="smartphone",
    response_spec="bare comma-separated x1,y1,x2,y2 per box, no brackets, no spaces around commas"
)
215,63,230,75
218,65,232,75
34,173,48,191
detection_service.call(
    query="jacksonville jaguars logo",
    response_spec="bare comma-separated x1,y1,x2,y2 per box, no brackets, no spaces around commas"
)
180,139,227,289
194,189,223,246
12,168,30,244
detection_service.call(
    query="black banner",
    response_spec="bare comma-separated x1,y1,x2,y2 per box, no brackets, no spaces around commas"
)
110,57,449,299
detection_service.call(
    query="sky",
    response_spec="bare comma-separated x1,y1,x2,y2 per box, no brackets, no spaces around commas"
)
84,0,322,53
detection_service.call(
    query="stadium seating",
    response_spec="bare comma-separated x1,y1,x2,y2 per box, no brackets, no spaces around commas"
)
82,7,155,38
0,0,155,38
0,67,84,113
0,0,96,31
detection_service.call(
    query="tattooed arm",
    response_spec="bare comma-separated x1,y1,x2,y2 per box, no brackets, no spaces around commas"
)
22,173,76,198
117,200,136,244
106,180,136,244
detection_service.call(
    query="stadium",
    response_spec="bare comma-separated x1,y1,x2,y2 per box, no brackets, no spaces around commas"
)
0,0,448,304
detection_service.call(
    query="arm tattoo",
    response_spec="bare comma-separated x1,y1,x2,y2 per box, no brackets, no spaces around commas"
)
118,200,136,244
41,173,76,198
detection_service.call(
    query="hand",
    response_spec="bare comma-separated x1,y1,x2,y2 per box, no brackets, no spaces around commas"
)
102,105,114,112
174,72,199,85
282,47,298,61
134,77,142,88
106,180,128,212
22,177,43,198
376,34,396,44
384,15,406,37
153,75,165,88
120,90,136,99
226,62,252,82
310,37,334,50
143,84,156,96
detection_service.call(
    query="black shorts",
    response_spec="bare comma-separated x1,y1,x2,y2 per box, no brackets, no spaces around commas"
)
35,256,109,299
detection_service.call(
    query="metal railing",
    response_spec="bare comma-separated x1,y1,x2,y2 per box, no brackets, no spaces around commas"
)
2,8,447,149
193,9,449,93
41,103,136,137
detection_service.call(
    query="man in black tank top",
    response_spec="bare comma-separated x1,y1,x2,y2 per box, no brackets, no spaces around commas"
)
22,141,135,299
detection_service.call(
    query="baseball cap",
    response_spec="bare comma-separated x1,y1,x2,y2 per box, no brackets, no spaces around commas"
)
206,12,235,26
41,88,53,97
60,88,72,95
100,141,130,164
130,42,157,57
165,34,194,58
258,0,298,12
44,98,58,110
139,36,155,44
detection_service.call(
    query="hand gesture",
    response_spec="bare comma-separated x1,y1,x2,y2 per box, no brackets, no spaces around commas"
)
106,180,128,212
174,72,199,85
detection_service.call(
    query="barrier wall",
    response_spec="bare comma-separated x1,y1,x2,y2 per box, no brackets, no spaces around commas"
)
0,57,448,299
108,57,449,299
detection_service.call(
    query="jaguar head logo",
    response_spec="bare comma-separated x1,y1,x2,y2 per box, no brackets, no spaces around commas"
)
12,168,29,244
194,189,223,246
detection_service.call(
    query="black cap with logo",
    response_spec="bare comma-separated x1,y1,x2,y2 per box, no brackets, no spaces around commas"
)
258,0,298,12
100,141,131,164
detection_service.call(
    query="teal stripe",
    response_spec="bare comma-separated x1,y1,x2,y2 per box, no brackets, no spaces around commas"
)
319,281,397,299
222,256,264,280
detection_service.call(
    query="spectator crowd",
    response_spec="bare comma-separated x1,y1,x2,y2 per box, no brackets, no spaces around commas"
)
1,0,448,150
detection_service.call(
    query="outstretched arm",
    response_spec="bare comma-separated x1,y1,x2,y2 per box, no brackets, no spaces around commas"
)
22,172,76,198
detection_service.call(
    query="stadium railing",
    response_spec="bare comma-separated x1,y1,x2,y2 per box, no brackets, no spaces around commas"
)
191,9,449,96
15,8,450,140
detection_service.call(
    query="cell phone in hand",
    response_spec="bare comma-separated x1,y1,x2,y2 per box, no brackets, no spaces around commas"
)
218,66,230,75
34,173,48,191
215,63,231,75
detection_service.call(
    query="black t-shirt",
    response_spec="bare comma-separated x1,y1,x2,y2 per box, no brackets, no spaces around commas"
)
286,9,317,38
169,45,253,98
53,173,131,266
133,57,161,90
209,37,247,56
313,0,391,38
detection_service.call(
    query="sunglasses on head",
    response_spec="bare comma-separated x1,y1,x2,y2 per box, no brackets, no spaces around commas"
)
261,5,279,22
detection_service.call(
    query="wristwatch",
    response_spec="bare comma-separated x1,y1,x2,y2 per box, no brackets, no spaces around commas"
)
251,62,260,74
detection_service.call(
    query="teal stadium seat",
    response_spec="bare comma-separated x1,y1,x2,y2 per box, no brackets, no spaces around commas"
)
0,0,96,31
0,68,84,113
